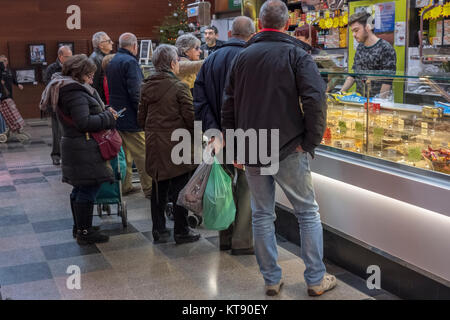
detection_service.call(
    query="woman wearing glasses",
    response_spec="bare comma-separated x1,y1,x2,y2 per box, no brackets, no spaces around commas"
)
175,34,204,92
52,54,118,245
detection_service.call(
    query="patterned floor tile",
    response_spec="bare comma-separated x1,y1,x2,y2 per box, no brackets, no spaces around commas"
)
153,238,218,260
0,205,25,216
9,168,40,175
0,247,46,268
0,279,61,300
36,229,76,247
0,233,41,252
41,242,101,261
96,232,151,253
32,218,73,234
13,177,48,185
48,253,113,277
0,214,29,227
0,185,16,193
0,262,53,286
0,223,34,238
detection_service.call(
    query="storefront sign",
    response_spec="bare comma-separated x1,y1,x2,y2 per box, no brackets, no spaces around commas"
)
229,0,242,10
374,2,395,33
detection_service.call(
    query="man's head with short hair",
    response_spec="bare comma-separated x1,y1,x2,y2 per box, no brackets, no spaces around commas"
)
231,16,256,41
92,31,113,54
57,46,73,64
204,25,219,47
349,11,374,44
259,0,289,30
119,33,138,56
152,44,179,74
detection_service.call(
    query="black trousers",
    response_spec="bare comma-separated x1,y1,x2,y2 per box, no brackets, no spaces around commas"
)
51,111,62,158
151,172,192,235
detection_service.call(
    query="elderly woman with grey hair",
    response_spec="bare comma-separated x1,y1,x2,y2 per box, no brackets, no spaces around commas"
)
138,44,200,245
175,34,204,90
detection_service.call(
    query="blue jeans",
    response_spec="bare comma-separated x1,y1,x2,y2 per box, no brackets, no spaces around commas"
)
70,185,101,204
244,151,326,286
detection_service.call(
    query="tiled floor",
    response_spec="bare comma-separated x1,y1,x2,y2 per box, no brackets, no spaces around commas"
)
0,120,399,300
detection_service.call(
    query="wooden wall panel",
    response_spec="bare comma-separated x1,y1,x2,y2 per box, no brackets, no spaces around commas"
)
0,0,216,119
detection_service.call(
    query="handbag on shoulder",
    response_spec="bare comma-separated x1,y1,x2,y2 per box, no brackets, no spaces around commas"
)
57,106,122,161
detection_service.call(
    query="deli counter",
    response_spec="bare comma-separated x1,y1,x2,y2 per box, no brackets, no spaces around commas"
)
274,70,450,298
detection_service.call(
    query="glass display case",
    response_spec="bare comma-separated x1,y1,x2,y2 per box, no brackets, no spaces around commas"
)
318,70,450,176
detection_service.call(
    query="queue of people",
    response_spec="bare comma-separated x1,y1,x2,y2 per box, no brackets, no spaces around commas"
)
33,0,398,298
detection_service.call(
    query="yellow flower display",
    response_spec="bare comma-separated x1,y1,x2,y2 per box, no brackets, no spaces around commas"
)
429,5,443,20
443,2,450,17
324,17,333,29
333,17,340,28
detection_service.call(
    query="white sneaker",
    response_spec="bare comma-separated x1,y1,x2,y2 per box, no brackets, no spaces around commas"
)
307,274,337,297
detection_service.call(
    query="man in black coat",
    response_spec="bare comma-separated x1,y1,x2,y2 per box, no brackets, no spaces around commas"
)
194,16,255,256
44,46,72,165
89,31,113,104
221,0,336,297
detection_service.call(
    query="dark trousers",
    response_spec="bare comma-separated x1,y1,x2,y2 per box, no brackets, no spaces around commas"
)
51,111,62,158
70,184,101,231
70,185,100,204
151,172,191,235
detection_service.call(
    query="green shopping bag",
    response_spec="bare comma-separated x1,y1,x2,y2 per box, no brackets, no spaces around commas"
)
202,157,236,230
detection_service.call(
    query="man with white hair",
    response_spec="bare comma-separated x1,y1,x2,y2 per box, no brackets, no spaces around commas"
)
89,31,113,103
194,16,256,256
106,32,152,198
221,0,335,297
43,45,73,166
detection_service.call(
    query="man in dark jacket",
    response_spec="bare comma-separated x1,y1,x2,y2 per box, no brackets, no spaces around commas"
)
221,0,336,297
106,32,152,197
0,55,23,100
194,16,255,256
89,31,113,104
200,25,225,59
44,46,72,165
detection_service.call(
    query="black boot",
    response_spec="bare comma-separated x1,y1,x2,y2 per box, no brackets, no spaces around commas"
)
152,228,171,243
73,202,109,245
174,228,201,244
71,199,100,238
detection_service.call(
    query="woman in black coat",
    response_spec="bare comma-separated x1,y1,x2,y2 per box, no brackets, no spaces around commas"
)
56,54,118,245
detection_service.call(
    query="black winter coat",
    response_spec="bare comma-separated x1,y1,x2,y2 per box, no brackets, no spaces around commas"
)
221,31,327,165
194,38,246,133
57,82,116,186
0,66,18,101
89,49,107,104
43,60,62,85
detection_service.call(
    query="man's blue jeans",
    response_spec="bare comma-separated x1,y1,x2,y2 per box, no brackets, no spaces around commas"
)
244,151,326,286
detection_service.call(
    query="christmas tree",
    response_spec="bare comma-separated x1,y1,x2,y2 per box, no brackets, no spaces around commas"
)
156,0,193,44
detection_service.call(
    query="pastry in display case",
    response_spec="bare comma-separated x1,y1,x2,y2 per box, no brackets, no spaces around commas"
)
319,70,450,176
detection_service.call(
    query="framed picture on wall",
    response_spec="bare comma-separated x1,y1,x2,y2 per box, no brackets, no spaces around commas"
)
29,44,46,65
139,40,153,60
57,42,74,54
15,68,36,84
